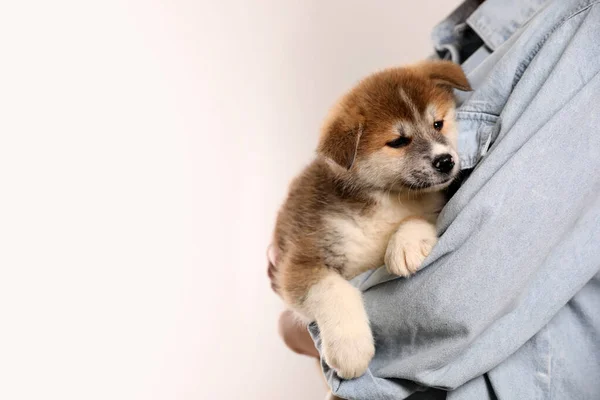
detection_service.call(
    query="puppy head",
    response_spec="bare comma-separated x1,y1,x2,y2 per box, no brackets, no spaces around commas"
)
318,60,471,192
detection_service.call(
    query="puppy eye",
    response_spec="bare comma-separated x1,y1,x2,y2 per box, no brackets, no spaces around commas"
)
386,136,411,148
433,120,444,131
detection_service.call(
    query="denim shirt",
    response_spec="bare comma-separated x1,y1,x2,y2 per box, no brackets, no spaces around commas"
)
433,0,552,171
310,1,600,399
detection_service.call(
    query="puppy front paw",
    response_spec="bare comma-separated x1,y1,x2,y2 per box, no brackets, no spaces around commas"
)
321,322,374,379
385,219,437,277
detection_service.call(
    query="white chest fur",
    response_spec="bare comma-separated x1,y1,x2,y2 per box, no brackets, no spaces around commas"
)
325,192,444,279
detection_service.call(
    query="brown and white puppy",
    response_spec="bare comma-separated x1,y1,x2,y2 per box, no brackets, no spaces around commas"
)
272,61,471,379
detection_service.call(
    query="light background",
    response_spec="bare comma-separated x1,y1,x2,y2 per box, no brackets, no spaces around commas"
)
0,1,461,399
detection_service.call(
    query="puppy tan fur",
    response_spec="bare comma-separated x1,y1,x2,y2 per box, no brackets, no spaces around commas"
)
272,61,471,379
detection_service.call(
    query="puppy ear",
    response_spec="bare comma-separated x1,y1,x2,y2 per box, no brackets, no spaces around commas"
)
420,60,472,91
318,113,363,170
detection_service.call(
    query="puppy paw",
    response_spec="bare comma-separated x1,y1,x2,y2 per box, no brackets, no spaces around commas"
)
385,219,437,277
321,322,374,379
307,274,374,379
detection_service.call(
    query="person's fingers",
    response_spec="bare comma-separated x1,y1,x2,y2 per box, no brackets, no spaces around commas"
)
267,244,278,266
268,263,278,293
278,310,320,359
267,245,279,293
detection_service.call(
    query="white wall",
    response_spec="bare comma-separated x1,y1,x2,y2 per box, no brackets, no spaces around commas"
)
0,1,460,399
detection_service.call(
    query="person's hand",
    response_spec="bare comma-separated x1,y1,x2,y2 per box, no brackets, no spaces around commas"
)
278,310,320,358
268,245,319,359
266,245,280,294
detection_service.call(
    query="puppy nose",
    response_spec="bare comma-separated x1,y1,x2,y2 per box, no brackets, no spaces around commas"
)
432,154,455,174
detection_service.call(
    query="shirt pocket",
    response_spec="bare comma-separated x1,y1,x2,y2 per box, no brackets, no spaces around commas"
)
351,111,500,292
456,110,499,170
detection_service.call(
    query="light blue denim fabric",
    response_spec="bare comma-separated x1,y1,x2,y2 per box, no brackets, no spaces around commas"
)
309,0,600,398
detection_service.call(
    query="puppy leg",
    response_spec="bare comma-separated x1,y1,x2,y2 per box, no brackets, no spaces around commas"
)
385,218,437,277
303,271,374,379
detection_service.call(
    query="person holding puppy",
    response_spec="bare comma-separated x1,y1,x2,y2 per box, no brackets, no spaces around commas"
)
270,0,600,399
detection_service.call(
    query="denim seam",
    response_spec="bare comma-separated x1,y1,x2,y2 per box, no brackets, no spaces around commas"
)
468,14,501,51
513,0,600,86
456,111,500,121
456,112,498,169
478,124,494,158
468,1,551,52
461,158,476,170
